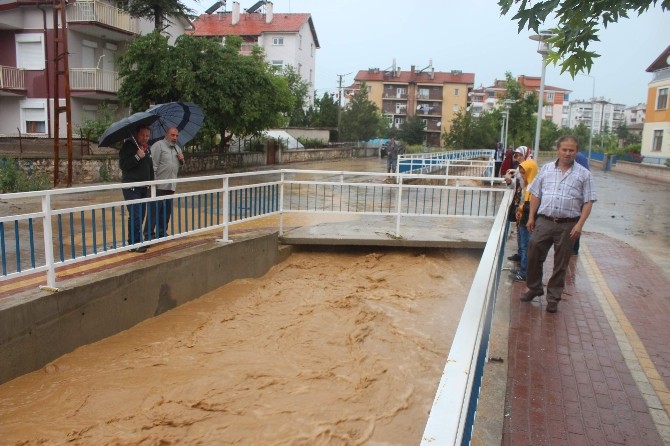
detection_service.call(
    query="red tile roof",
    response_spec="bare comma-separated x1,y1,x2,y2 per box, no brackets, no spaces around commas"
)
354,69,475,85
190,12,319,47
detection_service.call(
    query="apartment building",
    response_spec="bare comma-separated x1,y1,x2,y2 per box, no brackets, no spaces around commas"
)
468,75,570,127
0,0,192,138
641,45,670,158
191,1,319,104
353,65,474,147
562,98,626,134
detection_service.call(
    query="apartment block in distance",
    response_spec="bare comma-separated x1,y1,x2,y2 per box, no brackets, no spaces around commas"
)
191,1,319,104
0,0,192,138
354,64,474,147
562,98,625,135
641,44,670,159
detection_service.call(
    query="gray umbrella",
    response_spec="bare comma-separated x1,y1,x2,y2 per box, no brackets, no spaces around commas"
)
145,102,205,147
98,112,159,147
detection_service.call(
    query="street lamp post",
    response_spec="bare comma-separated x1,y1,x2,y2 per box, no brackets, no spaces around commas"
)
530,31,554,160
578,74,596,161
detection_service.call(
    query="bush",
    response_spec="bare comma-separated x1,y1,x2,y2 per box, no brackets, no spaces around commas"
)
0,158,51,193
296,137,325,149
78,103,116,142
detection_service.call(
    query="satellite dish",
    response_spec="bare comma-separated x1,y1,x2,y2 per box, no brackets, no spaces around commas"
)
436,122,441,127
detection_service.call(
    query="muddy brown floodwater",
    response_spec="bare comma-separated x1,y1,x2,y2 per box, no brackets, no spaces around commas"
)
0,247,480,445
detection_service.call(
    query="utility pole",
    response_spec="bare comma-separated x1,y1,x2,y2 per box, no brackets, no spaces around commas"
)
336,72,350,141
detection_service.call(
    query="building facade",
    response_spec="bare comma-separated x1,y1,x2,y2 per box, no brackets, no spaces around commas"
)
353,65,474,147
191,1,319,104
562,98,626,135
641,45,670,159
0,0,191,138
468,76,571,127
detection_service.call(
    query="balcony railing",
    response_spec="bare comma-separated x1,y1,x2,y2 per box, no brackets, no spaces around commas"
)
652,67,670,83
70,68,120,93
67,0,139,35
0,66,25,90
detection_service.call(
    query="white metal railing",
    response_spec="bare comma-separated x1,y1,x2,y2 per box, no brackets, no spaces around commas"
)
422,188,514,445
398,149,495,178
69,68,120,92
1,169,506,289
67,0,140,35
0,65,25,90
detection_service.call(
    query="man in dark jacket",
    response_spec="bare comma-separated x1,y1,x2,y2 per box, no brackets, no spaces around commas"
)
119,126,154,252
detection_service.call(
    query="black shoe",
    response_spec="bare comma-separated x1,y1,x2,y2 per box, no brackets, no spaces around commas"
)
512,272,526,282
546,301,559,313
130,246,148,253
520,291,543,302
507,254,521,262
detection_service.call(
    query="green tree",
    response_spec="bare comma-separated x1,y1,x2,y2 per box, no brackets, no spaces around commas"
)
558,122,591,151
443,110,499,149
539,119,560,151
281,65,311,127
501,72,537,149
117,32,177,111
119,0,195,30
339,82,384,142
397,115,426,145
312,92,338,128
118,34,293,149
499,0,669,77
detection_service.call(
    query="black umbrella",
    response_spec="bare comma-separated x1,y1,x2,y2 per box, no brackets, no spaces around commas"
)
98,112,159,148
145,102,205,147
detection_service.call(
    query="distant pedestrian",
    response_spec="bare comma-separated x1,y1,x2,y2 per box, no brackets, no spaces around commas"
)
387,138,398,173
510,159,539,282
520,136,597,313
495,142,505,176
119,126,154,253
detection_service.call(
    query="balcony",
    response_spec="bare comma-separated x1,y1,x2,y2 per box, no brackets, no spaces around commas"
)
67,0,139,39
0,66,25,94
70,68,120,94
383,92,408,99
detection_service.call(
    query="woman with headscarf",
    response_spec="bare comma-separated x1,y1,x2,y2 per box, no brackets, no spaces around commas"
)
511,158,539,281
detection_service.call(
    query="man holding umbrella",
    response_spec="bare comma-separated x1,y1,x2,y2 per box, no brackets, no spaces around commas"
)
119,126,154,252
145,127,184,239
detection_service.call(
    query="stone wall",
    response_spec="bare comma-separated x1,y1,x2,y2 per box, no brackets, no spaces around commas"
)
590,159,670,183
2,145,378,185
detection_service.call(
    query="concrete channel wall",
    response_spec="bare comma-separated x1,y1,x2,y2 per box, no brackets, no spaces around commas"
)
0,233,293,385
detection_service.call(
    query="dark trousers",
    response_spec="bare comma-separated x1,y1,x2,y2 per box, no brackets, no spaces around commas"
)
122,187,149,245
526,217,577,302
145,189,174,239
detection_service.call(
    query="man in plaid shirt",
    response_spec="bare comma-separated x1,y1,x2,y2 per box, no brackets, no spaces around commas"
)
519,136,597,313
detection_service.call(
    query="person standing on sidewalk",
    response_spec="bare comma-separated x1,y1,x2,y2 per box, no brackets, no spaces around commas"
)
387,138,398,173
520,136,597,313
511,158,539,282
145,127,184,239
119,125,154,253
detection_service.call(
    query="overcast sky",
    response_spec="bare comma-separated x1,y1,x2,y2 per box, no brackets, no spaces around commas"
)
186,0,670,106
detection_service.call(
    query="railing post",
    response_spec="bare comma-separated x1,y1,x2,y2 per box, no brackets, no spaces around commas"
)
40,193,58,291
222,176,230,242
279,171,285,236
395,175,403,237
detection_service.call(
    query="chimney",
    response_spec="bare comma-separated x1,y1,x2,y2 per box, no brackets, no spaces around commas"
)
410,65,415,75
266,1,273,23
232,1,240,25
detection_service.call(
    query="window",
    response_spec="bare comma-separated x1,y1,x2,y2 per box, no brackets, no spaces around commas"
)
454,88,459,96
299,34,302,49
453,104,459,112
310,43,314,57
657,87,668,110
16,33,45,70
20,99,47,134
546,92,554,101
652,130,663,152
418,88,429,99
272,37,284,46
396,87,406,98
271,60,283,70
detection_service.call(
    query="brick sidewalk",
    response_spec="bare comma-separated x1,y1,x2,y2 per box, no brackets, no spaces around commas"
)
503,232,670,445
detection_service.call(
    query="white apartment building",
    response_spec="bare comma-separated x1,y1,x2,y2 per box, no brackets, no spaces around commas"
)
562,98,626,134
0,0,192,138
